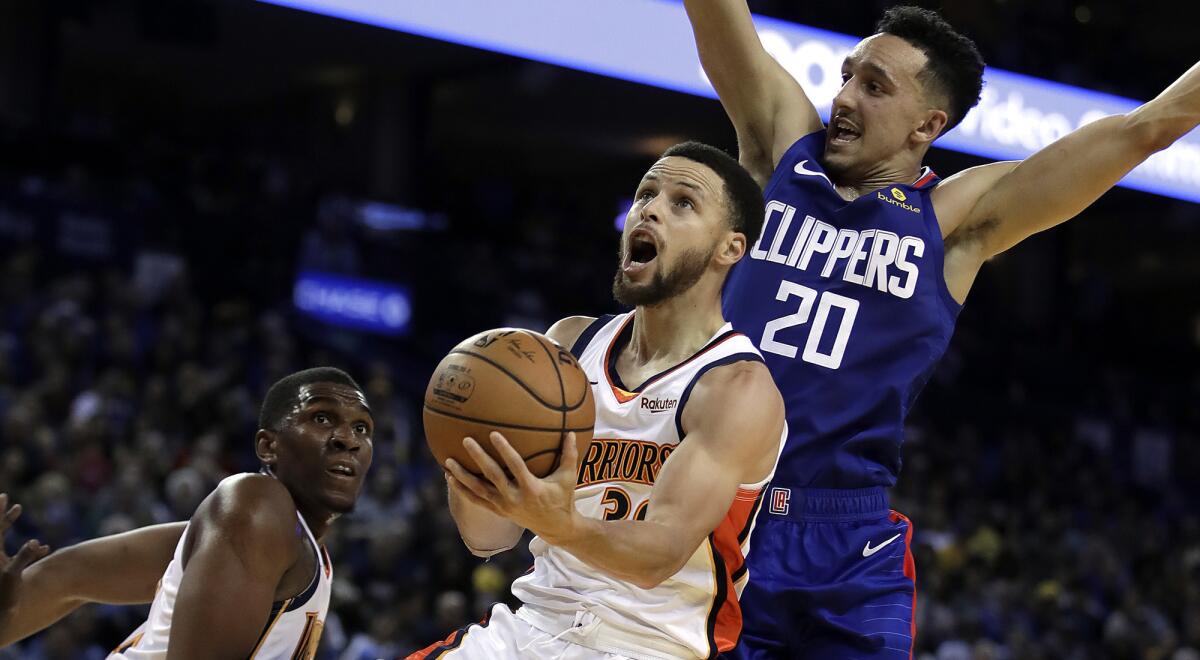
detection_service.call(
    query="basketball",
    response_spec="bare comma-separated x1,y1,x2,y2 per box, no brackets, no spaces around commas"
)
423,328,595,477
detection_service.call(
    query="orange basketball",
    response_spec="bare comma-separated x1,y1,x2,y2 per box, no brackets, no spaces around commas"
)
423,328,595,478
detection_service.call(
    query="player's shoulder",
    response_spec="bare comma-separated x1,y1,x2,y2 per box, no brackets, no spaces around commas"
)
680,358,784,442
544,315,599,351
694,358,777,394
688,359,782,418
194,474,299,548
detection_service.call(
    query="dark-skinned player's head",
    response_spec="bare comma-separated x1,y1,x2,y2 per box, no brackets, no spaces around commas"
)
613,141,764,307
255,367,374,516
823,6,985,179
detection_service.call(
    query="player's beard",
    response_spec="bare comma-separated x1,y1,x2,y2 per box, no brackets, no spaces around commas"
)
612,244,714,307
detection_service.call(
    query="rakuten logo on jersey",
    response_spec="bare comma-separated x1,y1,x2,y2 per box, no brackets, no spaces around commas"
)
749,201,923,299
640,397,678,414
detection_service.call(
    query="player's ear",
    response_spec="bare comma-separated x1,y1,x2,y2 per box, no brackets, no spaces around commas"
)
914,107,948,145
715,230,746,266
255,429,279,467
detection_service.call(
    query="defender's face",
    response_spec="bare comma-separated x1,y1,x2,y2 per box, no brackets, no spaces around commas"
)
824,34,937,178
613,156,729,306
273,382,374,516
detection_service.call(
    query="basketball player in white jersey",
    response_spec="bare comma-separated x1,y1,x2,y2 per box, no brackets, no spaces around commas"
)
410,142,788,660
0,367,373,659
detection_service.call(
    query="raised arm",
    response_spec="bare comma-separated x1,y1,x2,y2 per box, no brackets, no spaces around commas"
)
938,59,1200,280
167,476,300,659
447,361,784,589
683,0,824,183
441,315,597,558
0,493,183,647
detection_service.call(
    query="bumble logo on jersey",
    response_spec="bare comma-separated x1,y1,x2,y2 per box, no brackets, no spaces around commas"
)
877,189,921,213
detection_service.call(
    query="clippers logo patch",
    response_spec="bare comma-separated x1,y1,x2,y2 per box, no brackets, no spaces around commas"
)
769,487,791,515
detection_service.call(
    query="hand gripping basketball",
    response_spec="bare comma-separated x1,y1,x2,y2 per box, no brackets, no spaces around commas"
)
444,431,582,543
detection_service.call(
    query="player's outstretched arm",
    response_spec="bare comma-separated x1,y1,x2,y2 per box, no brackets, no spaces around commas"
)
938,59,1200,273
0,493,183,647
447,362,785,589
683,0,823,184
167,475,300,659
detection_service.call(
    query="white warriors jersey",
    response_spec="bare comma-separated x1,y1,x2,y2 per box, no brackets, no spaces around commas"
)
110,511,332,660
512,313,785,659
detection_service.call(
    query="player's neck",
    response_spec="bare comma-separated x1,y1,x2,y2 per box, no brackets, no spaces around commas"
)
295,504,336,541
833,155,924,201
628,287,726,366
266,467,336,541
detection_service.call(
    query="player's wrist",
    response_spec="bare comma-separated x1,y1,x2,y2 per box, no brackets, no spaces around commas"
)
537,510,585,548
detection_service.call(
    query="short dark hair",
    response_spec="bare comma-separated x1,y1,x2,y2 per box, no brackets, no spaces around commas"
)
258,367,364,430
659,141,765,244
876,6,985,135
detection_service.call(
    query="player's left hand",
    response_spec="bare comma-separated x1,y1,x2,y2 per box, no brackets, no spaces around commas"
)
0,493,51,631
444,432,580,543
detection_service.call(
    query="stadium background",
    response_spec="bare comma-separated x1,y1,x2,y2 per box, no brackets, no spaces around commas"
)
0,0,1198,658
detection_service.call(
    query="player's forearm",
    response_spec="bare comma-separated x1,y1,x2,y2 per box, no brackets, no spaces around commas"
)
0,523,184,646
683,0,765,85
0,557,86,646
447,484,524,558
541,515,695,590
0,600,84,647
1129,59,1200,151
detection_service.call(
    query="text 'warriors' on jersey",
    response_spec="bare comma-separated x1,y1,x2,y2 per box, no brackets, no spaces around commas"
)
723,131,961,489
511,313,784,659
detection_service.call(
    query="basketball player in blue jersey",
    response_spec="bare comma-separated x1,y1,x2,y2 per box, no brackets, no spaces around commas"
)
681,2,1200,657
0,367,373,658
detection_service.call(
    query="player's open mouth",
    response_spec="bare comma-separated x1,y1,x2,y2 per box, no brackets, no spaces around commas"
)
326,461,358,479
830,117,861,144
623,230,659,275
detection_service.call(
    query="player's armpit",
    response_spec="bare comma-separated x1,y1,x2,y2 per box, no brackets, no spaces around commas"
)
0,521,185,646
166,475,301,659
682,0,823,183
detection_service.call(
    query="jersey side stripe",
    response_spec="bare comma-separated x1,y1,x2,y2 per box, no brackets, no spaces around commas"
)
703,535,728,659
405,604,501,660
250,597,293,659
709,488,764,654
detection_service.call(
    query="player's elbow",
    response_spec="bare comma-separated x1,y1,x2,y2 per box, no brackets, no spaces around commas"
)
1122,107,1190,154
634,562,688,590
459,527,523,559
463,539,518,559
630,548,692,589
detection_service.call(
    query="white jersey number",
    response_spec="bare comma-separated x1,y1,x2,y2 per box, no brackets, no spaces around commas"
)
760,280,859,369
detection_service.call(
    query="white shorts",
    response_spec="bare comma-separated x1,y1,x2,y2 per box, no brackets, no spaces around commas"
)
407,603,637,660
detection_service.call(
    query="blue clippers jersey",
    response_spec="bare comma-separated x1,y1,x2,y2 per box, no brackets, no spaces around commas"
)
722,131,961,488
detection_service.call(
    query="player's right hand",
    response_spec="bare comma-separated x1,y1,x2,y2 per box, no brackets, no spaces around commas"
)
0,493,51,630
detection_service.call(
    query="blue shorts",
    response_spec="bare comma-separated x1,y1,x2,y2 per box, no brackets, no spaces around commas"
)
726,487,916,659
